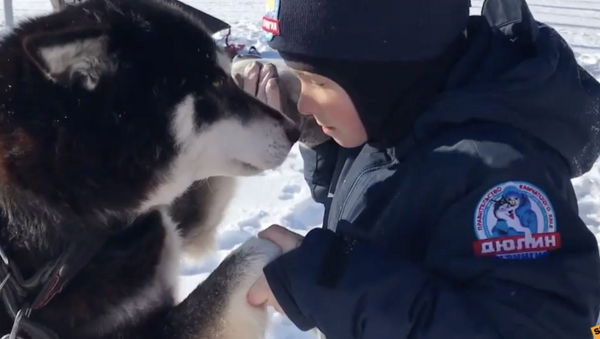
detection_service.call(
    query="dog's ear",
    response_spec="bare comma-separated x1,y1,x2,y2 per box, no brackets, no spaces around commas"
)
21,25,117,90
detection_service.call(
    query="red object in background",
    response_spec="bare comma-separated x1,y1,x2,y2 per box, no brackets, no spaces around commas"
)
223,28,246,59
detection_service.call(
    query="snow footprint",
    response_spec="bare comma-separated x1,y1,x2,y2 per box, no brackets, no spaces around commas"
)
578,53,598,66
279,184,302,200
578,198,600,230
219,210,270,250
237,210,269,229
281,198,325,230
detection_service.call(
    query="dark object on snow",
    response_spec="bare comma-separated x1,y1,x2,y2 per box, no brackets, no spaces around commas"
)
49,0,68,12
49,0,251,62
161,0,231,35
49,0,231,36
50,0,242,59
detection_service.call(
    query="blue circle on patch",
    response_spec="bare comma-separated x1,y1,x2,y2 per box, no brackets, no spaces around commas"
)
473,181,559,259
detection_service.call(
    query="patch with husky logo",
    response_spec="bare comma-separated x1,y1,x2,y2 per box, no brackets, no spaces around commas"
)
473,181,561,259
262,0,280,41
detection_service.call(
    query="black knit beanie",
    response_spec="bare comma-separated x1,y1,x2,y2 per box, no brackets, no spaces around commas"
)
262,0,471,62
262,0,470,148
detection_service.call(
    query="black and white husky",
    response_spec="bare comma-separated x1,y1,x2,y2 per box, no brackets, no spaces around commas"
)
0,0,300,338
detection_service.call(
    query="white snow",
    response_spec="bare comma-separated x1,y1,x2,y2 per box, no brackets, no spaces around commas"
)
3,0,600,337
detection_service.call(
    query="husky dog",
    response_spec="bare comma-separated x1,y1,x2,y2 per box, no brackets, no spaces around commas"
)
0,0,300,338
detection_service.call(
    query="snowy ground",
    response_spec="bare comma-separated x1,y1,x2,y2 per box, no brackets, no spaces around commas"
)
3,0,600,337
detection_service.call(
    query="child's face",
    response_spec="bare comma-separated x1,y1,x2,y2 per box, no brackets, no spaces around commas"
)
293,70,367,148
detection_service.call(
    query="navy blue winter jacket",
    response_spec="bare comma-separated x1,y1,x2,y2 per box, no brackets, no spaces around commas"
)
262,0,600,338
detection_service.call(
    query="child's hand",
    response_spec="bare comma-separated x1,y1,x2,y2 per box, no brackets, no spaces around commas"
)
246,225,304,314
235,61,282,112
257,224,304,253
233,60,331,148
246,274,285,314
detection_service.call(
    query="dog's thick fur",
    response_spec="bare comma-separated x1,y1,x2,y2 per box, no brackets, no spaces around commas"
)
0,0,299,338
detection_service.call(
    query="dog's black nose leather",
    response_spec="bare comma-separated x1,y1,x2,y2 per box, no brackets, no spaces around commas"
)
285,126,301,143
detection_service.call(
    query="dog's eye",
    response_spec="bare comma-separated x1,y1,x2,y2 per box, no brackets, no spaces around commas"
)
213,76,227,87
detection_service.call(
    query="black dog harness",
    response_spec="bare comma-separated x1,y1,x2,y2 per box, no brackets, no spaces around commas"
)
0,231,108,339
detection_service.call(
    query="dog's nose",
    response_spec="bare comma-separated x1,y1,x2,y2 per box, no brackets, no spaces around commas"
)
285,126,301,143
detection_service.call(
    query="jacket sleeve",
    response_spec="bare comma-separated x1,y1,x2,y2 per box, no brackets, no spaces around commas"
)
263,157,600,339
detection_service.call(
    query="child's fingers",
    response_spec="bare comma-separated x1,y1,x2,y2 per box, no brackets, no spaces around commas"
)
242,61,261,96
258,225,303,252
265,78,282,112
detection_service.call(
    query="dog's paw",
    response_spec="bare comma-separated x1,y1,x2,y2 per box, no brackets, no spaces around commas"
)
218,236,282,296
229,236,282,275
172,237,282,339
196,237,282,339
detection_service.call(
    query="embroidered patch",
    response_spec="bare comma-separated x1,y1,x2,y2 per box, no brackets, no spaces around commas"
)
473,181,561,259
262,0,280,41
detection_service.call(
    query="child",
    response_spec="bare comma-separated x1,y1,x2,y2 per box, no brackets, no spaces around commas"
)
241,0,600,338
